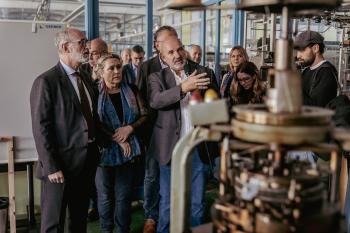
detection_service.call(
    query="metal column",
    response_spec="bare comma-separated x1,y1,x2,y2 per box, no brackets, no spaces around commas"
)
232,0,245,46
200,10,207,66
237,5,245,46
270,14,276,52
146,0,153,59
215,2,221,84
85,0,99,40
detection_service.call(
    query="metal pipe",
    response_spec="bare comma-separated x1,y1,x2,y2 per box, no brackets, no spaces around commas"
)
261,15,267,65
146,0,153,59
281,6,289,40
215,1,221,83
231,0,238,46
243,11,248,48
330,151,340,203
170,129,200,233
219,136,229,196
237,8,245,46
200,10,207,66
170,127,222,233
270,13,276,52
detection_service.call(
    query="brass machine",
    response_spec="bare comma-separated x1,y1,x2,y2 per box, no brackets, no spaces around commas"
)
168,0,350,233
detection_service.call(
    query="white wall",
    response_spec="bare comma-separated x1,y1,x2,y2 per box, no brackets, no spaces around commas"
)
0,21,63,214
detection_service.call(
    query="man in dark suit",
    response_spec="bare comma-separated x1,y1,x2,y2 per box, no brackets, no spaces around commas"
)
30,28,100,233
80,37,108,83
138,26,218,233
79,37,108,222
148,37,216,233
136,26,178,233
122,45,145,85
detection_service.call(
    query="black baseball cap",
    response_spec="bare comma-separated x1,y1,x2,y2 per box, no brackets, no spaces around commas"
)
294,31,324,50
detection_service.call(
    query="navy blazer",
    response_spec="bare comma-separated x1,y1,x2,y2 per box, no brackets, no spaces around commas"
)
30,62,100,178
122,63,137,86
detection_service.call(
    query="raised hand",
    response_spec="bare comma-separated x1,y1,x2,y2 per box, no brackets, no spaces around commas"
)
180,70,210,93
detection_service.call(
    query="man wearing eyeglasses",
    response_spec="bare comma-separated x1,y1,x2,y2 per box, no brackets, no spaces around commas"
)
81,38,108,83
79,37,108,222
30,28,100,233
136,25,178,233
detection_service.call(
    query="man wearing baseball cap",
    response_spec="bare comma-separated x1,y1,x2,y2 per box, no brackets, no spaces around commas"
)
294,30,339,107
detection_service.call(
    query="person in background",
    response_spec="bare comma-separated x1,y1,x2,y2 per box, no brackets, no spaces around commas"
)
121,48,132,66
220,46,249,105
187,44,202,64
294,30,339,107
30,28,100,232
230,61,267,105
123,45,145,85
79,37,108,222
95,54,148,233
137,25,178,233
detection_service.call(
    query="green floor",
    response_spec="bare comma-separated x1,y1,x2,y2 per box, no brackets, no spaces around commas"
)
87,190,218,233
19,184,218,233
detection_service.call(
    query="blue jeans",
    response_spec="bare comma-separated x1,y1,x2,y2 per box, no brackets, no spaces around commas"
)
157,149,209,233
96,163,135,233
143,152,160,221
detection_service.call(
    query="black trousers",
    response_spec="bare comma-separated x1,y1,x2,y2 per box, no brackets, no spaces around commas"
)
40,143,99,233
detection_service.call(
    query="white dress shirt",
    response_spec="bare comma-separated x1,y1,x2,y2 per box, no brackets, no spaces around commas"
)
60,60,93,113
171,69,193,137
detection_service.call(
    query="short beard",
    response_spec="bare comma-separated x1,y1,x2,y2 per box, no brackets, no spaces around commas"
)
300,54,315,67
171,58,186,71
72,51,88,64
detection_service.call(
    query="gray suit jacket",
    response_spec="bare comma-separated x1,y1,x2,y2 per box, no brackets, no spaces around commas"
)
30,62,100,178
148,66,220,166
148,68,183,165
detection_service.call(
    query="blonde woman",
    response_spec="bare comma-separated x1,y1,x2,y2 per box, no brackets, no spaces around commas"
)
220,46,249,105
95,54,147,233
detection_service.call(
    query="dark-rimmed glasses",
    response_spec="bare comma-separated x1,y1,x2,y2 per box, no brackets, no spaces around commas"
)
69,38,88,47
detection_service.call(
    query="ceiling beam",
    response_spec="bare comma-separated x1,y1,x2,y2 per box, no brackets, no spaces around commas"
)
61,4,84,22
0,0,158,16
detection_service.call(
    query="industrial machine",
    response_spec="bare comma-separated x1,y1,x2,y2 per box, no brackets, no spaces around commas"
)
168,0,350,233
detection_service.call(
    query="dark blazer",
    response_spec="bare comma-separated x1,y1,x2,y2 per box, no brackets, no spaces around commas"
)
137,56,219,100
184,59,219,92
137,55,162,101
148,67,218,166
122,63,137,86
30,62,100,178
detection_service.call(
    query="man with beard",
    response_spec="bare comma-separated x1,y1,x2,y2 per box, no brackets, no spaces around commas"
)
30,28,100,233
294,30,339,107
137,25,178,233
148,37,216,233
80,38,108,83
79,37,108,222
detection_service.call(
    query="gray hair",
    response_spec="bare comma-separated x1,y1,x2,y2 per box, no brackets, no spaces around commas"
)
186,44,201,51
54,29,70,53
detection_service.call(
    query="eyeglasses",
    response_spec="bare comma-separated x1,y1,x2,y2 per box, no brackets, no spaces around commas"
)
90,51,102,57
237,76,252,84
69,38,88,47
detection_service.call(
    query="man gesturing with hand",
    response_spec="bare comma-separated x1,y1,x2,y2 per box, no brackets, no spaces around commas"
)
147,37,216,233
